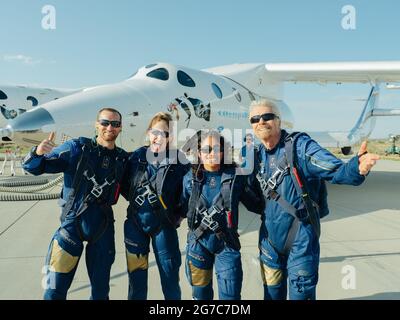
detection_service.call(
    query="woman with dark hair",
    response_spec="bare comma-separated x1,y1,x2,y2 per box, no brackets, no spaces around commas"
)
121,112,189,300
181,130,264,300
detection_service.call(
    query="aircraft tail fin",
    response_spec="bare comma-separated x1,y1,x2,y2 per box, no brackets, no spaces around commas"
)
306,85,380,153
308,84,400,153
346,84,380,144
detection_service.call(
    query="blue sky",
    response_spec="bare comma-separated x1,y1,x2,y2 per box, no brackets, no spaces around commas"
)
1,0,399,138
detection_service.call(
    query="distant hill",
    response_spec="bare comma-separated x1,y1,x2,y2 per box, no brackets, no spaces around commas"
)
327,139,400,161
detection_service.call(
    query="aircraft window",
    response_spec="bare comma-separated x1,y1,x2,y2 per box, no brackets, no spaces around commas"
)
187,97,201,107
211,83,222,99
233,88,241,102
27,96,39,107
0,90,7,100
177,70,195,87
146,68,169,81
145,63,158,69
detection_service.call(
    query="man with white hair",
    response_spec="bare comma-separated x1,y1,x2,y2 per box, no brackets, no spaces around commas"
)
249,99,379,300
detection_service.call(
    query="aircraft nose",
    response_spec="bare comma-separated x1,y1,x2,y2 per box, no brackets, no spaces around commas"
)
5,107,56,145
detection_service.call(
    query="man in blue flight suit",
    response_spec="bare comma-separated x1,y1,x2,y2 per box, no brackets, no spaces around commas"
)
248,99,380,300
239,133,255,170
23,107,128,300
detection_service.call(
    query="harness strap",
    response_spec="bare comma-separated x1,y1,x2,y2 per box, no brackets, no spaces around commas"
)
61,140,91,221
256,131,321,256
188,170,239,249
75,150,125,218
127,155,147,219
285,134,321,239
127,149,175,228
154,164,176,226
75,204,112,244
60,138,127,244
190,177,229,237
187,177,202,230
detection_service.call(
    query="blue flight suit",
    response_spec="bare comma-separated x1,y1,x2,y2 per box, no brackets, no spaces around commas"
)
121,146,189,300
240,144,254,170
181,166,264,300
255,130,365,300
23,137,128,300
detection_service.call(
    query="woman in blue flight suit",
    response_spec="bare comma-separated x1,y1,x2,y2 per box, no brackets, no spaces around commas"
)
181,130,264,300
121,112,189,300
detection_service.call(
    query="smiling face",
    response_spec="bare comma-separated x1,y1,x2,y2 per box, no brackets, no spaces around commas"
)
95,110,122,144
199,135,223,172
148,120,170,153
249,105,281,143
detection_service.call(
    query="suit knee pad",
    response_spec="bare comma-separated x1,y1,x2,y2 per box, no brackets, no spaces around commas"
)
187,260,212,287
48,239,80,273
260,262,284,286
126,250,148,273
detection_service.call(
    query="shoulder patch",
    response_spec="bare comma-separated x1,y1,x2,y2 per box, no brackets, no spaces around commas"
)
306,154,337,171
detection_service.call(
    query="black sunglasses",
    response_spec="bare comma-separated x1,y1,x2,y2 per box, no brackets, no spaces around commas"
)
98,119,121,128
200,145,222,154
249,113,279,124
149,128,169,138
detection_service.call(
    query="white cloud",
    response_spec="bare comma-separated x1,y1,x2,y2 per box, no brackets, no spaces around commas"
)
2,54,41,65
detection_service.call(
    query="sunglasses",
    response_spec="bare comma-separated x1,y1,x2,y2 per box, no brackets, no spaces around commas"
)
98,119,121,128
249,113,279,124
200,145,222,154
149,128,169,138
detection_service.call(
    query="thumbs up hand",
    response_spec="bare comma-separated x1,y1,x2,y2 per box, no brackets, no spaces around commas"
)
357,141,380,175
36,132,56,156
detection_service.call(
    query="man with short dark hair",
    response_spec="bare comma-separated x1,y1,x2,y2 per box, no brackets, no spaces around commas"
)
249,99,379,300
23,108,128,300
239,133,255,170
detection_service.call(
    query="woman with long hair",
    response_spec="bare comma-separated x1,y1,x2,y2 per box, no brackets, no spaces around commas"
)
121,112,189,300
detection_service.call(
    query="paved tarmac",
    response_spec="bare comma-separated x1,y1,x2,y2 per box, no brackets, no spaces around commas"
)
0,160,399,300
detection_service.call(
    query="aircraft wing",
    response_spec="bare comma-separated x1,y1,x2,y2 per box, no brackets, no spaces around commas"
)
207,61,400,152
206,61,400,97
206,61,400,84
306,131,351,148
263,61,400,83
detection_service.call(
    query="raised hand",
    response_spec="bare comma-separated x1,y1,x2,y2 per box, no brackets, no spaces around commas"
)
357,141,380,175
36,132,56,156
